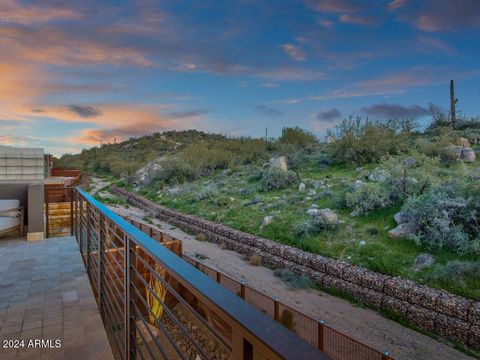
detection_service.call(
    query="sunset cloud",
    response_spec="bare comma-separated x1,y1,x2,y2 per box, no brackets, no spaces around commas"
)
0,0,79,25
282,44,306,61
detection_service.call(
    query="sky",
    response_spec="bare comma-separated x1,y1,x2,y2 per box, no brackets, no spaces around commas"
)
1,0,480,156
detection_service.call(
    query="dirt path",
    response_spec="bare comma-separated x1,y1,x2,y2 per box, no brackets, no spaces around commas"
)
89,176,113,195
106,203,474,360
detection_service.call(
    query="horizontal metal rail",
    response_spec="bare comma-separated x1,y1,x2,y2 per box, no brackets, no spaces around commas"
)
73,187,325,360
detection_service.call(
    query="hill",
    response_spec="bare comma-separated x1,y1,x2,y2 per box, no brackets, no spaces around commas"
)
58,123,480,300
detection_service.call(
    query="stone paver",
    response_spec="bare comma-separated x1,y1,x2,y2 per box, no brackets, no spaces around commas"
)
0,237,113,360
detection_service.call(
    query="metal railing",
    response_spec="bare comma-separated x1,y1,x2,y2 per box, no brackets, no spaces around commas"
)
71,187,325,360
124,217,393,360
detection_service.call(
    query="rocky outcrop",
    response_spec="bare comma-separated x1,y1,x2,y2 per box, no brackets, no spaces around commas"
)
367,169,389,182
134,157,165,186
269,156,288,172
111,186,480,350
444,145,476,162
388,223,416,239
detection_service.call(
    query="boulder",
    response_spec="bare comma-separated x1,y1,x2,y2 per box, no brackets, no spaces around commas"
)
307,189,316,196
317,208,339,225
134,158,165,186
456,137,471,147
306,208,320,217
350,180,365,191
298,183,306,192
368,169,389,182
269,156,288,172
388,223,416,239
394,212,408,225
310,204,319,209
260,215,273,229
414,253,435,271
444,145,476,162
313,180,326,189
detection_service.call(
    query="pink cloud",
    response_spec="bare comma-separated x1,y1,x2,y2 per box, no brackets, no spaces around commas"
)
282,44,306,61
0,0,79,25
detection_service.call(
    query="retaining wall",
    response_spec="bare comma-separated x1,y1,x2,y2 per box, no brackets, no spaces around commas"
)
111,186,480,350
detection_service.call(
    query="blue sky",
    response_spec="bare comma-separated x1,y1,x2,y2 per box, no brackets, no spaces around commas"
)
1,0,479,155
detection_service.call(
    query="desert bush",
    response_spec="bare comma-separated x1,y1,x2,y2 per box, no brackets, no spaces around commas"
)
192,186,217,202
328,116,412,165
261,168,297,191
274,268,313,289
345,183,391,214
380,152,441,200
426,260,480,283
279,126,317,146
401,188,472,254
196,233,207,241
248,254,262,266
292,221,313,240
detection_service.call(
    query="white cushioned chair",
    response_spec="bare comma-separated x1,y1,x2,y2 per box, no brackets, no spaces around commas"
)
0,199,24,238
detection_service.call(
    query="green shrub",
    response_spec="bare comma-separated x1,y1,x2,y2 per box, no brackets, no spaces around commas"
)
292,221,312,240
380,152,441,200
279,126,317,146
402,188,471,254
261,168,297,191
328,116,412,165
192,186,217,202
345,183,391,214
273,268,313,289
426,260,480,283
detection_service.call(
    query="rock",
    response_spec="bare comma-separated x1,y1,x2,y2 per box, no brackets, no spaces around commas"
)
317,208,339,225
405,177,419,185
298,183,306,192
388,223,416,239
355,167,363,173
414,253,435,271
350,180,365,191
249,196,262,205
313,180,325,189
229,197,235,202
304,196,312,201
168,187,181,197
456,137,471,147
350,210,360,217
367,169,390,182
306,208,320,217
269,156,288,172
359,240,366,246
310,204,319,209
136,320,159,343
394,212,408,225
133,157,165,186
444,145,476,162
307,189,316,196
260,215,273,228
402,156,416,167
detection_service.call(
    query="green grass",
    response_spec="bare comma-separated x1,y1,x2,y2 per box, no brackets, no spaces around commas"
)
114,159,479,300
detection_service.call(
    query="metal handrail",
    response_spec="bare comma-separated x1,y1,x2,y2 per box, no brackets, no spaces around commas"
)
74,187,326,360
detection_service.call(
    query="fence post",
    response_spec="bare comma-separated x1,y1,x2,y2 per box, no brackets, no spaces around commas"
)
216,272,221,283
318,320,325,352
98,212,105,321
70,188,74,236
124,235,137,359
274,299,279,321
240,282,246,300
85,204,90,272
45,190,50,238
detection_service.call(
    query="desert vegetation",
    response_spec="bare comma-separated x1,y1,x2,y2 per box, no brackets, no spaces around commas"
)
58,117,480,300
